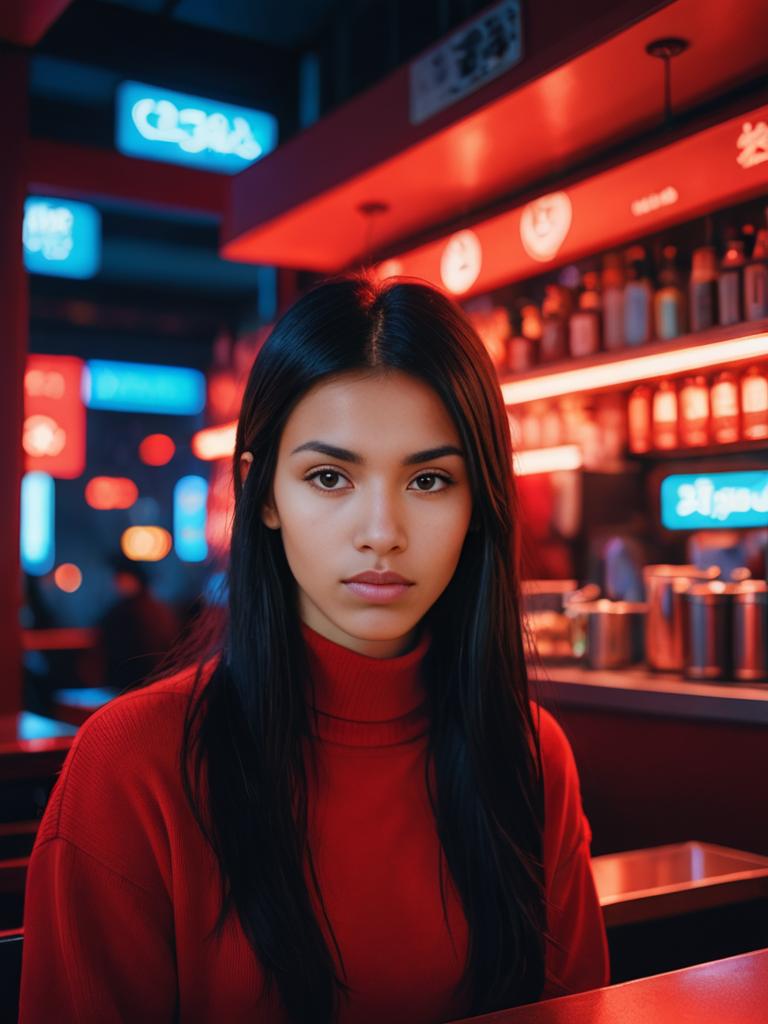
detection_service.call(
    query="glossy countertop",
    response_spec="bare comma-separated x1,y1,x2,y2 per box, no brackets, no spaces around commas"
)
528,661,768,725
452,947,768,1024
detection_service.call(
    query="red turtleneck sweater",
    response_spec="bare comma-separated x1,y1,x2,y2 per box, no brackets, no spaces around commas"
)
19,621,609,1023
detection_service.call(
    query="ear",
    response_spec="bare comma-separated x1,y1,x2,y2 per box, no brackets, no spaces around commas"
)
238,451,253,488
261,488,280,530
240,451,280,529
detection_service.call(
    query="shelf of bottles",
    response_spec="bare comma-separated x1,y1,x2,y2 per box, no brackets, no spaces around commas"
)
464,196,768,471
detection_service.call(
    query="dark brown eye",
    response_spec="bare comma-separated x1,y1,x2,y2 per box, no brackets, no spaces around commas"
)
411,473,452,492
305,469,348,491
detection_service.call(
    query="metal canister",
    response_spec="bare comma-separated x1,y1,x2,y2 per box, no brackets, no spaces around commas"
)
643,564,720,672
566,599,647,670
683,581,734,680
732,580,768,681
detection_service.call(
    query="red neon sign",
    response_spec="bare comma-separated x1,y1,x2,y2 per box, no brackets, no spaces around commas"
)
384,104,768,297
24,355,86,479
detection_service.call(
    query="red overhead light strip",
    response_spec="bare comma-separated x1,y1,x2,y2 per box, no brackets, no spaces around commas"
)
501,326,768,406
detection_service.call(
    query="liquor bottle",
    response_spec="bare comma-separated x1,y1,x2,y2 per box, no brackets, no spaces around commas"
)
744,211,768,321
506,306,536,374
654,244,687,340
569,270,602,358
624,246,653,347
710,371,740,444
520,402,545,449
540,285,570,363
689,243,718,332
652,380,679,450
602,252,625,350
679,375,710,447
595,392,628,465
540,402,564,448
740,365,768,441
507,410,524,450
628,384,653,453
718,229,746,326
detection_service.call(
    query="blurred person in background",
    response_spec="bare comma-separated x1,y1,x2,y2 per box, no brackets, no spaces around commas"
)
95,555,182,689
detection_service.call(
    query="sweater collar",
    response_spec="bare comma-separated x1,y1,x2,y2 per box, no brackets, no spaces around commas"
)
299,620,432,747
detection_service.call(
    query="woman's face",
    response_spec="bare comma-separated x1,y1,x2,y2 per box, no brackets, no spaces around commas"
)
242,370,474,658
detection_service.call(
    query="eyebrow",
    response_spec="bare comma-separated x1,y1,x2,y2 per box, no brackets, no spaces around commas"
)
290,440,465,466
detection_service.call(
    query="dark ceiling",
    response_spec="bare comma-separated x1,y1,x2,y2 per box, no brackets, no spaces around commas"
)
97,0,341,49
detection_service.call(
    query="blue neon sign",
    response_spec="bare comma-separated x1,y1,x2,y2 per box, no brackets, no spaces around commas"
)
661,471,768,530
23,198,101,279
115,80,278,174
21,472,55,575
174,476,209,563
83,360,206,415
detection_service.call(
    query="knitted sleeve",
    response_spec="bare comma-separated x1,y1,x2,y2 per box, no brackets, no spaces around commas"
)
18,691,182,1023
534,704,611,999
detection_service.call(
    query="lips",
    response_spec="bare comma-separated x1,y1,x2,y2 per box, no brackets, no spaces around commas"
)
343,571,414,585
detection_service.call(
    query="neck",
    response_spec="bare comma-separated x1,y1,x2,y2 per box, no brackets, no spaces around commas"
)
299,619,433,747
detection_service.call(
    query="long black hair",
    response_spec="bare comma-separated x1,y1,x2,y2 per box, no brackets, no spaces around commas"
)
145,274,548,1022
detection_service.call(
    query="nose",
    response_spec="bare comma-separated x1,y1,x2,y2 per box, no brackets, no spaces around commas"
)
353,484,407,555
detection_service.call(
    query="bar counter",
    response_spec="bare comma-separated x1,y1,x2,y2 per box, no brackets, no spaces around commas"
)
455,947,768,1024
529,662,768,725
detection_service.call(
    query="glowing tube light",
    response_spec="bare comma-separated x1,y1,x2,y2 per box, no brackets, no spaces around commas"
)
83,360,206,414
501,331,768,407
173,475,209,562
192,421,237,461
21,472,55,575
513,445,583,476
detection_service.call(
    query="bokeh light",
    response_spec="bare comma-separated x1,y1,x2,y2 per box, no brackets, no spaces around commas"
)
139,433,176,466
120,526,173,562
54,563,83,593
85,476,139,510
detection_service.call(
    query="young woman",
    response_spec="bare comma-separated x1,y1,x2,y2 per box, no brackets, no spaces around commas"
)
19,276,609,1024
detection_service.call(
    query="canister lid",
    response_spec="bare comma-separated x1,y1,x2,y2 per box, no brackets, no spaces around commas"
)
733,580,768,603
566,599,647,614
685,580,737,602
643,564,720,580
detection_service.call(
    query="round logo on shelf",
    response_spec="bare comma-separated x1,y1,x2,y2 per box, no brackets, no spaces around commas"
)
373,258,404,282
440,229,482,294
519,191,572,262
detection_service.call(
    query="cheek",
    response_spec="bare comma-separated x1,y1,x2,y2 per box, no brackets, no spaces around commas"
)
272,479,340,571
416,497,472,557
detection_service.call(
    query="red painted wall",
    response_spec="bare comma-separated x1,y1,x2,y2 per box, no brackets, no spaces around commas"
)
0,53,28,719
547,703,768,857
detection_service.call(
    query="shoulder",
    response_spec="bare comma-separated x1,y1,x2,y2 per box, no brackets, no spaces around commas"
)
35,659,217,852
529,702,591,867
68,661,211,765
529,701,579,789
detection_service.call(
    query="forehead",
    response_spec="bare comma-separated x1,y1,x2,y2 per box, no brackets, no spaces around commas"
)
279,371,460,448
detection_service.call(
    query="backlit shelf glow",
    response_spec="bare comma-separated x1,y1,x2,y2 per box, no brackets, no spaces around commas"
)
513,445,583,476
192,421,237,461
501,329,768,407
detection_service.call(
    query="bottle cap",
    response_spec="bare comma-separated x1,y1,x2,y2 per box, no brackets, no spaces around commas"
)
601,252,624,288
691,245,717,279
520,303,542,340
